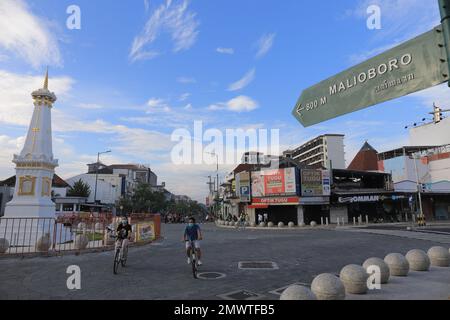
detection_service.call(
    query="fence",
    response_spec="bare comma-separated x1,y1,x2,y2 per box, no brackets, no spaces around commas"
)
0,214,161,257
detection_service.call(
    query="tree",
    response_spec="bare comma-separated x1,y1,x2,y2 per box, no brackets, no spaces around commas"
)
67,179,91,198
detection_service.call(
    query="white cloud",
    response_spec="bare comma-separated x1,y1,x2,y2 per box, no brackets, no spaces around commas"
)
0,0,62,68
129,0,199,62
184,103,193,110
208,96,258,113
78,103,104,110
179,92,191,101
0,69,74,127
411,84,450,110
255,33,276,58
216,47,234,55
177,76,196,84
228,68,256,92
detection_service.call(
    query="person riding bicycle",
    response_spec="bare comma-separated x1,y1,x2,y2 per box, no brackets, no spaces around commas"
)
116,217,132,255
183,217,203,266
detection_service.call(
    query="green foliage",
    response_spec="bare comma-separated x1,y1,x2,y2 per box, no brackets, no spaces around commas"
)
67,179,91,198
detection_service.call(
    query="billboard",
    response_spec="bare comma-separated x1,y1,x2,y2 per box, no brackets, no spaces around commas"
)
136,222,155,242
301,169,331,196
251,168,297,197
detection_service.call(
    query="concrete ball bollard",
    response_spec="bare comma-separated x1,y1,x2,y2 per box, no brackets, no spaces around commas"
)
77,222,87,230
311,273,345,300
0,238,10,254
35,233,51,252
427,246,450,267
406,249,430,271
384,253,409,276
278,222,285,228
363,257,390,284
267,222,274,228
74,234,89,250
280,285,316,300
310,221,317,227
259,222,266,228
339,264,369,294
288,222,295,228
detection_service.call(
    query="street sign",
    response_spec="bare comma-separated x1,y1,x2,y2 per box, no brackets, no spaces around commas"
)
292,25,449,127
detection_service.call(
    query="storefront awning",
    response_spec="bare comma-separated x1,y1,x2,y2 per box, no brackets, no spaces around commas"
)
248,204,269,209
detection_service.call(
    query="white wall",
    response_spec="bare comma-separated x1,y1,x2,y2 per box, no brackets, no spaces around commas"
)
410,117,450,146
325,136,346,169
66,174,122,205
429,158,450,182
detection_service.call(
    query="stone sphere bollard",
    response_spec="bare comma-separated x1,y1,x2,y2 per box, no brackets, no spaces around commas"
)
267,222,274,228
310,221,317,227
311,273,345,300
384,253,409,276
406,249,430,271
280,285,316,300
339,264,368,294
278,222,285,228
74,234,89,250
427,246,450,267
77,222,86,230
288,222,295,228
259,222,266,228
0,238,10,254
35,233,51,252
363,257,390,284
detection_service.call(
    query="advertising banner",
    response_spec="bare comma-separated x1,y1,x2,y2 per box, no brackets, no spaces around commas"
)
136,222,155,242
301,169,331,196
251,168,297,197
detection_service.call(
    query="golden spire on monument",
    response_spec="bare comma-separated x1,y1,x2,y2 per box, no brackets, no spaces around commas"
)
32,67,57,104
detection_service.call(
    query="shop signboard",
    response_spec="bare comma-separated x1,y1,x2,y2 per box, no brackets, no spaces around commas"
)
338,195,380,204
301,169,331,196
251,168,297,197
252,197,300,205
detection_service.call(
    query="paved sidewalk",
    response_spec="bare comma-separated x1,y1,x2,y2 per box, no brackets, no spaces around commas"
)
339,228,450,244
347,267,450,300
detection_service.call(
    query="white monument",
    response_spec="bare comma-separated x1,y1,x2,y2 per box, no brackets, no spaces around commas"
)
4,70,58,218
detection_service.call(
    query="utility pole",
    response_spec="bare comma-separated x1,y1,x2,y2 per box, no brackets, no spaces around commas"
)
412,152,424,222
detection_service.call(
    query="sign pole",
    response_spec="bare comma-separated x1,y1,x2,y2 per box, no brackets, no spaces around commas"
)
439,0,450,84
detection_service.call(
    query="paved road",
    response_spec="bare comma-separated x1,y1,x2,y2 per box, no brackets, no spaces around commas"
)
0,223,449,300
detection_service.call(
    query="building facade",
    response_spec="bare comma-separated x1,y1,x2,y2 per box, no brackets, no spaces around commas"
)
284,134,345,169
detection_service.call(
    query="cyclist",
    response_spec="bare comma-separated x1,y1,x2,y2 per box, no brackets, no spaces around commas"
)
183,217,203,266
116,217,132,258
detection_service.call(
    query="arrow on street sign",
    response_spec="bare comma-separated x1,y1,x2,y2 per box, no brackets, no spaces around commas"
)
292,25,450,127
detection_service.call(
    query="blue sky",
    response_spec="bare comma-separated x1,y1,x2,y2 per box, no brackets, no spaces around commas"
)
0,0,446,201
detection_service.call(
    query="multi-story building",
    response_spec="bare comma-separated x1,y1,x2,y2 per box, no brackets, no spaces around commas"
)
284,134,346,169
67,163,158,205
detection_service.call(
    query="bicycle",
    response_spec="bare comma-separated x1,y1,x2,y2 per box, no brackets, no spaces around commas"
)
107,227,129,275
187,240,199,279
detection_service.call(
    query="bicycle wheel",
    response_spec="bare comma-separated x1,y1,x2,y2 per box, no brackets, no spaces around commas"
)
113,248,121,274
121,246,128,267
191,254,198,279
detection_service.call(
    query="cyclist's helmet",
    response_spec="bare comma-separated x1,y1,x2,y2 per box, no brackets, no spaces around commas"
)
121,217,128,225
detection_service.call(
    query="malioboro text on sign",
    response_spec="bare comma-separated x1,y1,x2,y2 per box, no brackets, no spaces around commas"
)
292,25,449,127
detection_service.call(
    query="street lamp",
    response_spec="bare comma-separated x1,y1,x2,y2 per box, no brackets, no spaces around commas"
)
205,151,220,218
94,150,112,204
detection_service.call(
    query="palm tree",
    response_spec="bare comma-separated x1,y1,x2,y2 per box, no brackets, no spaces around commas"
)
67,179,91,198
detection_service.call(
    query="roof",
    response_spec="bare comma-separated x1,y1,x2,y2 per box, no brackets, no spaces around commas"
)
378,146,440,161
348,141,379,171
1,174,70,188
109,164,149,170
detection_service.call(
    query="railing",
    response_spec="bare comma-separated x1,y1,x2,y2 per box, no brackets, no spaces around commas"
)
0,214,161,257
